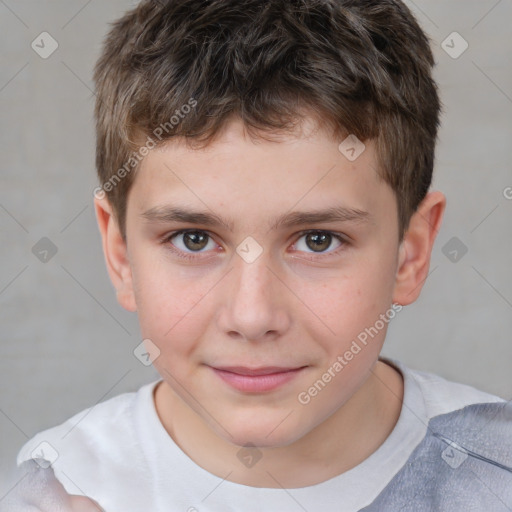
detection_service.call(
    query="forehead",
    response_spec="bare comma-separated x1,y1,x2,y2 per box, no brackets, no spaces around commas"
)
128,117,394,231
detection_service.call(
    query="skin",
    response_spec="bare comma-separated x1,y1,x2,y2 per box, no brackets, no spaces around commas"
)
95,116,445,488
10,462,104,511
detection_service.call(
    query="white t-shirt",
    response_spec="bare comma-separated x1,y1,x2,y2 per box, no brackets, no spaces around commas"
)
9,357,512,511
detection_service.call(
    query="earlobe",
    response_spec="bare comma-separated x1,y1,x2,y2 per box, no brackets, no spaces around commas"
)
93,196,137,312
392,190,446,306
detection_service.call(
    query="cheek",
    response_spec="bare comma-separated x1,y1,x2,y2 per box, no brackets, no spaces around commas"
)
311,262,393,331
130,252,214,346
295,263,395,414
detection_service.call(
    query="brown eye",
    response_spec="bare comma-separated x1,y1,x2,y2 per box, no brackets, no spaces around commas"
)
181,231,209,251
168,230,214,253
293,231,345,256
305,232,333,252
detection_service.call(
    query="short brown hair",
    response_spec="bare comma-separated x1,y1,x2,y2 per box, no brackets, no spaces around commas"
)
93,0,441,242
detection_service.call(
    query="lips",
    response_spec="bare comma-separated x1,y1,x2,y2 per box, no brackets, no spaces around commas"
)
212,366,305,376
209,365,307,392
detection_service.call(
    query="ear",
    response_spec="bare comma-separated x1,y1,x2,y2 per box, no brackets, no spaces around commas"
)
94,196,137,312
392,190,446,306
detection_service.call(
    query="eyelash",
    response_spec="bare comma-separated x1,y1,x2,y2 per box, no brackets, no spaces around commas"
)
160,229,349,262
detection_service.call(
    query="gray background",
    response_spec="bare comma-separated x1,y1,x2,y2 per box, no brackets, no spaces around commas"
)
1,0,511,497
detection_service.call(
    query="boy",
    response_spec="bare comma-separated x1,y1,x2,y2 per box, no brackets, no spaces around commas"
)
6,0,512,510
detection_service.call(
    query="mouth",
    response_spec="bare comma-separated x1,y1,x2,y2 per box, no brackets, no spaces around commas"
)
214,365,306,376
208,365,308,393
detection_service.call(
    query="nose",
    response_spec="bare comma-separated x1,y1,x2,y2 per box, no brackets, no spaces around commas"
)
217,254,291,342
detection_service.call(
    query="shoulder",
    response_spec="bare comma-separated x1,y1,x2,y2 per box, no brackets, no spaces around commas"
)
428,400,512,469
16,380,160,494
406,403,512,509
384,356,506,417
368,358,512,510
387,357,511,462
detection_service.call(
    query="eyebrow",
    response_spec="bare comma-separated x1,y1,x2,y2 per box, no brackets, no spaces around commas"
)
140,205,372,232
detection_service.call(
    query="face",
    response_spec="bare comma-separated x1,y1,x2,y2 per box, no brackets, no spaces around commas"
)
118,118,405,447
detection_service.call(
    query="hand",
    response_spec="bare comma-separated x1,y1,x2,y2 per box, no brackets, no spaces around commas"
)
68,495,104,512
0,459,104,512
